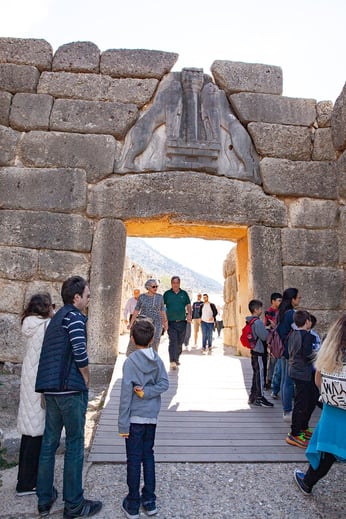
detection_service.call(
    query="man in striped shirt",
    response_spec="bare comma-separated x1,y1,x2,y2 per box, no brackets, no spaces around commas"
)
35,276,102,518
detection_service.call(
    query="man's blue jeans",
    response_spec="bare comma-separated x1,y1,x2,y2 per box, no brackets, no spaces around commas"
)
280,357,294,413
201,321,214,349
271,358,282,395
167,321,186,362
125,423,156,514
37,391,88,509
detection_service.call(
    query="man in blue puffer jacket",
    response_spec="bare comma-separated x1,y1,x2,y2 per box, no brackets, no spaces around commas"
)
35,276,102,519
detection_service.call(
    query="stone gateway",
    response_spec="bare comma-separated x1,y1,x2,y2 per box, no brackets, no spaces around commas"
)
0,38,345,364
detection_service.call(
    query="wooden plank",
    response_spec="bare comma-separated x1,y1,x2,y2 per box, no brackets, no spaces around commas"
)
88,336,320,463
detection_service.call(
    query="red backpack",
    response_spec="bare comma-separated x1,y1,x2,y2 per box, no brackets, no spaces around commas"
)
240,317,259,349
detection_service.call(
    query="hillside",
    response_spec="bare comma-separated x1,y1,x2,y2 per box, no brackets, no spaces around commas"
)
126,238,223,293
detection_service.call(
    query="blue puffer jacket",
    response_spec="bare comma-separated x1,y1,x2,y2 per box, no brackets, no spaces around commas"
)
35,304,88,393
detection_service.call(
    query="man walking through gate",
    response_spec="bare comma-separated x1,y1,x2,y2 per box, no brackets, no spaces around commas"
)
163,276,191,370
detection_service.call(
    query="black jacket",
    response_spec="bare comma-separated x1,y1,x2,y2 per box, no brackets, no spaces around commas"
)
198,303,218,321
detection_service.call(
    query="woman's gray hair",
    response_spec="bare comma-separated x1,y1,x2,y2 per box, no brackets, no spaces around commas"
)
145,278,158,290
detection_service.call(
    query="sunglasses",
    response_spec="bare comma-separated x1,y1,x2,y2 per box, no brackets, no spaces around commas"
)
150,285,158,289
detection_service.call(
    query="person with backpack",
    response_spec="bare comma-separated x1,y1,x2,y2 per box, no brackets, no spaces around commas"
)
277,288,302,422
245,300,274,407
264,292,282,393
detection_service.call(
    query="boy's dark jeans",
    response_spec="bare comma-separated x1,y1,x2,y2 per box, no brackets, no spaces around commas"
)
250,351,265,400
125,423,156,514
291,378,317,436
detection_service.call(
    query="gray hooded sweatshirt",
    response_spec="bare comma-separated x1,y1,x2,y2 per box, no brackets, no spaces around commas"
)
245,315,269,354
118,348,169,434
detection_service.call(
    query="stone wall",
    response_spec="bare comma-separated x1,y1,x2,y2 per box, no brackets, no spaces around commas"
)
0,37,345,361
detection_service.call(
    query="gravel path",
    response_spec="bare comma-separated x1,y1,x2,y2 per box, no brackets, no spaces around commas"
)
0,457,345,518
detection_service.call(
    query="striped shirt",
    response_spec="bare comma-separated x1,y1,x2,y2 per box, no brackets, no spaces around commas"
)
62,310,89,368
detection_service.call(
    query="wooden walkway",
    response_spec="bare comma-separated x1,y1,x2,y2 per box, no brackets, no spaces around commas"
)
88,335,320,463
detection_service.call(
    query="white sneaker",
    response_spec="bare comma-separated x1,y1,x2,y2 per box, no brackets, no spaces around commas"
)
283,411,293,423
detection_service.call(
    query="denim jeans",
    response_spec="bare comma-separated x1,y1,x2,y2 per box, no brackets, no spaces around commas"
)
271,358,282,395
201,321,214,349
37,391,88,509
167,321,186,362
125,423,156,514
280,357,294,413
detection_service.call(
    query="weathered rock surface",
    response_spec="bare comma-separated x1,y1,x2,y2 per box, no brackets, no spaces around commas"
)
0,37,52,71
52,41,100,73
331,82,346,151
100,49,178,79
211,60,283,95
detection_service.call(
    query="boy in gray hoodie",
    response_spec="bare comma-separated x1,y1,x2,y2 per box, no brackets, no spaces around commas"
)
118,319,169,519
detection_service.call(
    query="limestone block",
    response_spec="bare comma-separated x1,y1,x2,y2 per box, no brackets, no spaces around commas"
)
0,167,87,211
0,64,40,93
211,60,283,95
50,99,138,139
0,210,93,252
87,171,287,227
0,246,38,280
53,41,100,73
88,219,126,363
0,91,12,126
19,131,117,183
0,125,20,166
317,100,333,128
261,158,337,199
100,49,178,79
288,198,339,229
312,128,338,161
337,150,346,199
282,229,338,266
0,38,52,71
248,123,311,160
338,206,346,264
249,226,283,303
0,280,26,313
9,93,53,131
24,281,62,309
223,247,236,278
0,313,23,363
283,266,343,310
308,310,341,339
224,275,237,303
38,72,158,107
229,93,316,126
331,82,346,151
39,250,90,281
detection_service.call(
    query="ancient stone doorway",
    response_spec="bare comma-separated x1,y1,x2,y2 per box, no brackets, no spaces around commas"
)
87,217,282,363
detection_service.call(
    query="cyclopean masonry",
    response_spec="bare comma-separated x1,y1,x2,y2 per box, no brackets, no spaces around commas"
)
0,38,345,363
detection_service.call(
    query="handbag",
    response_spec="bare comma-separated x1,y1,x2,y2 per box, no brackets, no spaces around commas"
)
320,367,346,410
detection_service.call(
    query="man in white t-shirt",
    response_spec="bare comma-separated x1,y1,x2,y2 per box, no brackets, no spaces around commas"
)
199,294,218,354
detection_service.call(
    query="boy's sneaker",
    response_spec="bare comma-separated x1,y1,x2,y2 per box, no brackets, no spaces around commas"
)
270,392,279,399
302,428,313,439
38,487,58,517
142,501,158,516
121,499,139,519
257,396,274,407
16,488,36,496
286,433,309,449
283,411,293,423
63,499,102,518
293,469,312,495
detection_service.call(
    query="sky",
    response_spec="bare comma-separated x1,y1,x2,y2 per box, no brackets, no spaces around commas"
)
1,0,345,284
